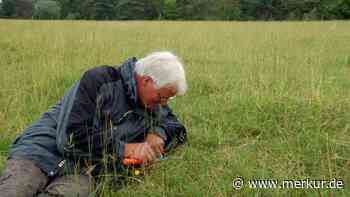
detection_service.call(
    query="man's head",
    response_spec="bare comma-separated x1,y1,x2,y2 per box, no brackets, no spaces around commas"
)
134,51,187,109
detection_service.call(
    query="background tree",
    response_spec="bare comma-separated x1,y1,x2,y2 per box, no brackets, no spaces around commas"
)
78,0,95,19
0,2,3,17
163,0,177,19
1,0,350,20
175,0,193,19
336,0,350,19
33,0,61,19
94,0,114,19
116,0,157,20
150,0,165,19
56,0,81,19
193,0,219,20
216,0,241,20
15,0,34,18
2,0,15,17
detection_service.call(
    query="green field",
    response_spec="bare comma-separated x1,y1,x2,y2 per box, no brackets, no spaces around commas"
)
0,20,350,196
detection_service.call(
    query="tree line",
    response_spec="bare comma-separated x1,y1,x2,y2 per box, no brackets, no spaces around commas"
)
1,0,349,20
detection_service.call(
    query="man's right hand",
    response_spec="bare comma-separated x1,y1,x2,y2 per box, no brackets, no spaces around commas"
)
123,142,156,164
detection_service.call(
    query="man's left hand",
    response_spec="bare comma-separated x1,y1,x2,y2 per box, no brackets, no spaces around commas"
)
145,133,164,157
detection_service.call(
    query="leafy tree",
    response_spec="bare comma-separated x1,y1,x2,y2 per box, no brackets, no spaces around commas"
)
149,0,164,19
193,0,219,20
0,3,3,17
217,0,241,20
239,0,341,20
175,0,213,20
79,0,95,19
283,0,306,20
56,0,81,19
240,0,266,20
15,0,34,18
116,0,157,20
33,0,61,19
175,0,193,19
2,0,348,20
163,0,177,19
336,0,350,19
94,0,114,19
2,0,15,17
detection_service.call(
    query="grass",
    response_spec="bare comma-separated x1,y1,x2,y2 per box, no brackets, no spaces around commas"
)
0,20,350,196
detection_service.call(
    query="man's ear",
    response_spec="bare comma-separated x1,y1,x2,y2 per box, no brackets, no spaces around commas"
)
135,74,149,87
143,75,153,82
143,75,154,85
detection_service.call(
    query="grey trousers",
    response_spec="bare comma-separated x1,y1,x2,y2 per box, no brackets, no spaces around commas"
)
0,159,93,197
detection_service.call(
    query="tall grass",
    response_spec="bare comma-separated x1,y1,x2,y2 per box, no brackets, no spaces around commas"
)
0,20,350,196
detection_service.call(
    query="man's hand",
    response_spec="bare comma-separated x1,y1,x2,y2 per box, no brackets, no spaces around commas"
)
145,133,165,157
123,142,156,164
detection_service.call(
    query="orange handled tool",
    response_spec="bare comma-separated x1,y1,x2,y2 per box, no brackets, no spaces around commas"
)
122,158,143,165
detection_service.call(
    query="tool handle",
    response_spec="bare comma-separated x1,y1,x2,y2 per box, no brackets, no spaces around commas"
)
122,158,143,165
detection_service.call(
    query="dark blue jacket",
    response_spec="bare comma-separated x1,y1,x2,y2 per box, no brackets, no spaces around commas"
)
8,58,187,177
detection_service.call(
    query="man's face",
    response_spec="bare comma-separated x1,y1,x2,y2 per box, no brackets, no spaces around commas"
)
136,74,177,110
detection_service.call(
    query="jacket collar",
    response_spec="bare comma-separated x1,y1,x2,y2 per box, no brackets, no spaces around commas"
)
118,57,138,107
118,57,162,116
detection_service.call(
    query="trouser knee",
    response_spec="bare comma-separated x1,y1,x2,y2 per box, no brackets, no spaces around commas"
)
0,159,48,197
40,175,94,197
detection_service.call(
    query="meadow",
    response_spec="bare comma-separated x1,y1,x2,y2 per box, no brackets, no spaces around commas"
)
0,20,349,196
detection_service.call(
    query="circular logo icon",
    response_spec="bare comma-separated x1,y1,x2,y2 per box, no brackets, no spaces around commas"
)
232,177,244,190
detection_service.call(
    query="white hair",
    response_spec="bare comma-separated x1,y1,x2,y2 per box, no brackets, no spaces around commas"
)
135,51,187,95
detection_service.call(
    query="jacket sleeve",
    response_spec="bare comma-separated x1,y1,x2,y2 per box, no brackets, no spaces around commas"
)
61,66,125,161
151,105,187,152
